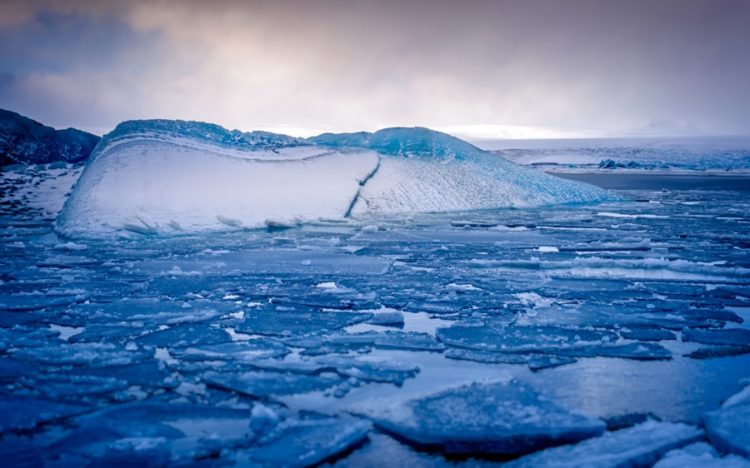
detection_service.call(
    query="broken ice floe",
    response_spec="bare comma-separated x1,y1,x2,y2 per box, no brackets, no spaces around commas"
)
237,309,372,336
506,420,703,467
654,442,750,468
237,415,370,466
704,384,750,458
0,395,89,433
436,324,671,360
366,380,605,455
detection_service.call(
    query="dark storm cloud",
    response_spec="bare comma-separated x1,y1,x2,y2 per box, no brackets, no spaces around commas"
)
0,0,748,137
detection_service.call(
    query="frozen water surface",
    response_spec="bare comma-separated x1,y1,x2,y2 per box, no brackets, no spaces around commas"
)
2,160,750,465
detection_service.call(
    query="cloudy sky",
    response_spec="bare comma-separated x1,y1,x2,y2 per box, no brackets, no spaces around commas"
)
1,0,749,138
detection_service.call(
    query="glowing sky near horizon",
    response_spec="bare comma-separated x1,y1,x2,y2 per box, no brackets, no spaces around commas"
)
1,0,749,138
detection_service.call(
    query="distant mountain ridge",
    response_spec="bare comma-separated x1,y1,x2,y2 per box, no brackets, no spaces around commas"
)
0,108,100,166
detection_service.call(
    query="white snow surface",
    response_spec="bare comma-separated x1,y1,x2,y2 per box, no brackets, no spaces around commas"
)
2,163,83,218
58,139,377,235
654,443,750,468
57,121,611,236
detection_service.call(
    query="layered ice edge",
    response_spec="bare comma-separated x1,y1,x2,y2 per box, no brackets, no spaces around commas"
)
56,120,613,236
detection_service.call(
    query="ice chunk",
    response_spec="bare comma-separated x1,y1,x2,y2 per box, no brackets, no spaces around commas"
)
46,401,256,463
0,292,85,311
366,380,605,455
245,355,419,386
240,416,370,466
438,324,671,360
136,324,233,348
204,370,341,397
324,331,446,352
704,385,750,457
445,347,575,369
722,384,750,408
554,342,672,360
174,341,288,363
444,348,532,365
506,420,703,468
27,374,129,400
686,346,750,359
0,395,89,432
237,309,371,336
366,311,405,327
11,342,148,367
437,324,618,353
66,360,174,390
620,326,676,342
654,442,750,468
49,324,85,341
528,355,578,371
683,328,750,347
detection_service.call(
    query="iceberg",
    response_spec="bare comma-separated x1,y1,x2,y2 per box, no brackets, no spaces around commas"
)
312,127,612,216
56,120,611,236
56,120,378,235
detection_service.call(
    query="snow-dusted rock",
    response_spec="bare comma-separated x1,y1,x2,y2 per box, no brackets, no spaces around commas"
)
0,108,99,165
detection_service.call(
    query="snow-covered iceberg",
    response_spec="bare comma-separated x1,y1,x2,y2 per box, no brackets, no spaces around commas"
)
311,127,612,215
57,121,611,236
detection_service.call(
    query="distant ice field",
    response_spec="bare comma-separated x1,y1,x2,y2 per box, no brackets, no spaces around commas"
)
558,173,750,192
481,136,750,174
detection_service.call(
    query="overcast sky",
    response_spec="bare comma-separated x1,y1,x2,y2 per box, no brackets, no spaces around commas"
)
1,0,749,138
